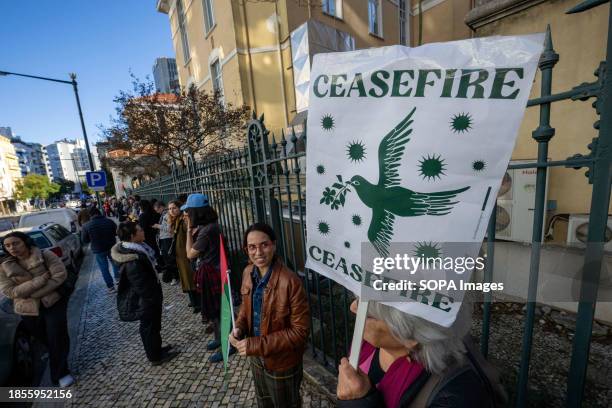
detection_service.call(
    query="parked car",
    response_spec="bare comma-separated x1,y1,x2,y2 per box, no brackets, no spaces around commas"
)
0,219,14,233
66,200,81,210
0,224,83,272
18,208,80,234
0,295,45,385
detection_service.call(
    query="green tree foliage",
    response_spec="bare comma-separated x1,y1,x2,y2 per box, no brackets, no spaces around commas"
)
48,178,75,201
101,163,116,196
80,183,93,195
14,174,60,201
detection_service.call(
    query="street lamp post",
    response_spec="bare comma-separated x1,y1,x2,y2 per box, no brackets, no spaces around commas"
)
0,70,101,205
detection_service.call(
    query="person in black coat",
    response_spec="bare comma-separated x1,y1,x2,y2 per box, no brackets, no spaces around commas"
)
82,208,119,292
138,200,160,254
111,221,179,366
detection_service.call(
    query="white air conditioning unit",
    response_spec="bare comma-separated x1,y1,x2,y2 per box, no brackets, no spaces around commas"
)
495,201,512,239
567,214,612,251
493,161,546,243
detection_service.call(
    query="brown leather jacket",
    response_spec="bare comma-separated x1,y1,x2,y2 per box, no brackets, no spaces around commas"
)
235,260,310,371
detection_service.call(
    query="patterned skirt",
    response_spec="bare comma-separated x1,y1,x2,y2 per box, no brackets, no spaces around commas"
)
194,261,221,320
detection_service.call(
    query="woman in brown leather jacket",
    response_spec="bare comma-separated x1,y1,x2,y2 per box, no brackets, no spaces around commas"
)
229,223,310,408
0,231,74,387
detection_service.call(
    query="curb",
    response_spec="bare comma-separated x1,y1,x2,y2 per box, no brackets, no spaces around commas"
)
302,353,339,405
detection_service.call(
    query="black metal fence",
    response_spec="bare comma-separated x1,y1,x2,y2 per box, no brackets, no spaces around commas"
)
131,4,611,405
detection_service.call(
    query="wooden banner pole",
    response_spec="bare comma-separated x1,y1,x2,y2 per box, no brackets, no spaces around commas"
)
348,298,369,368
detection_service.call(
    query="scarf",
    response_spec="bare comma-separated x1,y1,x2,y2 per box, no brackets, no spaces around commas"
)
358,341,424,408
121,242,157,267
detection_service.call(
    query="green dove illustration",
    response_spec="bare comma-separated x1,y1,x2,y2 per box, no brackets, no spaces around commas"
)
320,107,470,257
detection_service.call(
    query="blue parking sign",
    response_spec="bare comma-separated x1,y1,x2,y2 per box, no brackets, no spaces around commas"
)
85,171,107,191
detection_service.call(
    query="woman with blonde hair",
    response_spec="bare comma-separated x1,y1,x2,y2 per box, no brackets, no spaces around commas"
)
168,199,199,311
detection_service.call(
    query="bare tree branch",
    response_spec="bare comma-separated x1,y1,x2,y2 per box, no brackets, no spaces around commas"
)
99,76,249,177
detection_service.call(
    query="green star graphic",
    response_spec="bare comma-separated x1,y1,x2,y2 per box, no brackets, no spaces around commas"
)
347,141,366,163
317,221,330,235
450,113,473,133
414,242,442,259
472,160,486,172
317,108,470,257
321,114,335,131
418,154,446,181
316,164,326,175
352,214,362,226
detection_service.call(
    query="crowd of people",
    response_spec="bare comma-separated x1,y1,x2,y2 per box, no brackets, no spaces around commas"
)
0,192,504,407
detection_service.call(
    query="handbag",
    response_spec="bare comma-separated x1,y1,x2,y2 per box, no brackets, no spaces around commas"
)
116,265,141,322
167,236,176,256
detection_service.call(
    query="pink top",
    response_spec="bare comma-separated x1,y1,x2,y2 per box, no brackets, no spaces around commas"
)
358,341,424,408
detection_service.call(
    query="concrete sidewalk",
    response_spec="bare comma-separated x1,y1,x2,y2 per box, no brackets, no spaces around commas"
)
56,247,332,407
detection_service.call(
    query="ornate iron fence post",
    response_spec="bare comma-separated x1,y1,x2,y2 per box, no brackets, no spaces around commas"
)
186,152,196,194
516,25,558,407
247,112,271,223
171,160,178,199
567,1,612,405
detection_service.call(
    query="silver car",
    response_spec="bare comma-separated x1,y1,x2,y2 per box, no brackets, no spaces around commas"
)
0,224,83,272
0,224,80,385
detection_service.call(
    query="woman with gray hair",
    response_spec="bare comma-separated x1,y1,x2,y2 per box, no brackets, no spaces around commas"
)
336,300,505,407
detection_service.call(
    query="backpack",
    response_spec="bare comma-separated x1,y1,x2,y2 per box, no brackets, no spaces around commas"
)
116,263,141,322
407,336,508,408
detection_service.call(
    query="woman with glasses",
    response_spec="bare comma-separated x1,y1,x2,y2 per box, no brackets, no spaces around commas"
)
229,222,310,408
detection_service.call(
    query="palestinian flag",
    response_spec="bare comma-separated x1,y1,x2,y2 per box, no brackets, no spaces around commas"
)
220,233,235,374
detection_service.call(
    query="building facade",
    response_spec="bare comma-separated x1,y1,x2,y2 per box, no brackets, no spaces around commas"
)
0,127,13,139
156,0,408,135
155,0,609,237
11,136,52,179
153,57,180,93
0,134,22,213
46,139,91,188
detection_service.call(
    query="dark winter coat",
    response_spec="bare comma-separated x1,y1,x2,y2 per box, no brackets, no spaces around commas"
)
138,211,160,252
336,337,506,408
81,215,118,253
111,243,162,321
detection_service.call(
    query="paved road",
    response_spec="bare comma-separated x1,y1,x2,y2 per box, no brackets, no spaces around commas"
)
46,247,331,407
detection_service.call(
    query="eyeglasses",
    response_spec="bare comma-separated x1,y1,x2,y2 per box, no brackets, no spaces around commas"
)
246,240,273,253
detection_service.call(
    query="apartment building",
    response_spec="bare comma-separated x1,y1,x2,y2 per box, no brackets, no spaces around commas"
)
46,139,91,186
153,57,181,93
0,133,22,213
11,136,52,179
157,0,408,135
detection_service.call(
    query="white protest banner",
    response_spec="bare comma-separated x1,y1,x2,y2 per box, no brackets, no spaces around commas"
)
305,35,544,328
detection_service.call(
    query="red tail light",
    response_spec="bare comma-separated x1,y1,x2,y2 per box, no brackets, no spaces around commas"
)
49,247,63,258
